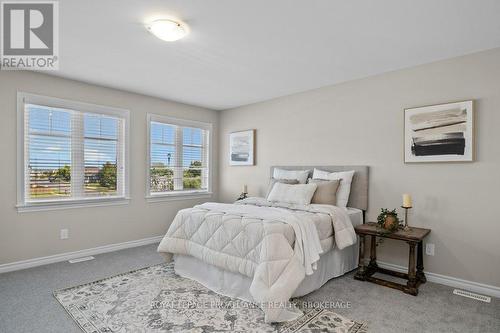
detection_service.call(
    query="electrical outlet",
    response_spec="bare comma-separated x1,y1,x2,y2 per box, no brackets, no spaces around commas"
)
426,243,435,256
60,229,69,240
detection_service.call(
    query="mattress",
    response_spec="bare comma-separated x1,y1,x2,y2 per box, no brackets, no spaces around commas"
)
174,207,363,301
346,207,364,226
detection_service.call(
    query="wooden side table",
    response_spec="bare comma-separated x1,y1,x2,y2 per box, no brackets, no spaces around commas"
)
354,222,431,296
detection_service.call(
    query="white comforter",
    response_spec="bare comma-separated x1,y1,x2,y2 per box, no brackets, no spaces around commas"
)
157,197,356,322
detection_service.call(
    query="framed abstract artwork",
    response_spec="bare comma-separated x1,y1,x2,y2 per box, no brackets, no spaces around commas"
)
404,100,474,163
229,129,255,166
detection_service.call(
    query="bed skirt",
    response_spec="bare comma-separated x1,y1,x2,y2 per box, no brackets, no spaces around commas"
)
174,237,359,302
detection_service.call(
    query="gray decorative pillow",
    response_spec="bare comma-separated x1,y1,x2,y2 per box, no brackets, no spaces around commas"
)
308,179,341,205
266,178,300,197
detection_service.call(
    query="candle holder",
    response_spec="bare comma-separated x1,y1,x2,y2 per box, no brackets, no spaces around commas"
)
401,206,412,231
236,192,248,201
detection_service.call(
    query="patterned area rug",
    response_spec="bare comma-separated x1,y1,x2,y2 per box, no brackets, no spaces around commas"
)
54,263,367,333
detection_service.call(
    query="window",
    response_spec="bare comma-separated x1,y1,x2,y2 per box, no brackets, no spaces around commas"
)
147,114,212,198
17,93,129,211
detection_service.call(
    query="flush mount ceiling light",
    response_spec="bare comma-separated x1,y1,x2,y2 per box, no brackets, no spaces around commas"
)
146,19,187,42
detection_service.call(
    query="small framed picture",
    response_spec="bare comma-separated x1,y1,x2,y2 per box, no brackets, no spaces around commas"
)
229,130,255,166
404,101,474,163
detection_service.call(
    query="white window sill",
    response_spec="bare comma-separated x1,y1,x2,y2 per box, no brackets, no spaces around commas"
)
17,197,130,213
146,192,213,203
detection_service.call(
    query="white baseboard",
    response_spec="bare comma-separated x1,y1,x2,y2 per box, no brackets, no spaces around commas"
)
0,235,163,274
2,240,498,299
378,261,500,299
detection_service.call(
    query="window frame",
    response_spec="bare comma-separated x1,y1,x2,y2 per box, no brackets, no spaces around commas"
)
16,92,130,212
146,113,213,201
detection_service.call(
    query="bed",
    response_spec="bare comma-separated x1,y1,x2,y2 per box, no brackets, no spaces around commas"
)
157,165,369,323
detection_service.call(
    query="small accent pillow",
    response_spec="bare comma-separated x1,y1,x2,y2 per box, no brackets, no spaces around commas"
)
308,179,341,205
272,168,310,184
266,178,300,197
267,182,318,205
312,169,355,207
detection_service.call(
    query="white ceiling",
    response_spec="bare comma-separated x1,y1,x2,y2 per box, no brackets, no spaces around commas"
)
52,0,500,110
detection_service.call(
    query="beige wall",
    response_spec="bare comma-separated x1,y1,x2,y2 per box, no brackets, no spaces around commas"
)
219,48,500,287
2,49,499,287
0,71,219,264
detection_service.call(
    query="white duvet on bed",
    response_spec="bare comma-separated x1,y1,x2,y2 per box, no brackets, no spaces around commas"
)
157,197,356,323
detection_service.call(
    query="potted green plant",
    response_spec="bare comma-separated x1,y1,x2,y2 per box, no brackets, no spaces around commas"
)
376,208,402,232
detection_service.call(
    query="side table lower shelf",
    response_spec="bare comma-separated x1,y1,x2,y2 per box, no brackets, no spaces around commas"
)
353,227,430,296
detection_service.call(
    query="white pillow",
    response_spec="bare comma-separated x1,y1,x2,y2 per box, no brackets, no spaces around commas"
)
272,168,310,184
267,183,317,205
312,169,355,207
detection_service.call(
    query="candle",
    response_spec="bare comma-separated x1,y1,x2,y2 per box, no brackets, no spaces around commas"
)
402,194,412,208
243,184,248,193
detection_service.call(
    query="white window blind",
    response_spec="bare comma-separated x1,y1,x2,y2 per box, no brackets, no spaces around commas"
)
148,115,211,196
18,93,129,209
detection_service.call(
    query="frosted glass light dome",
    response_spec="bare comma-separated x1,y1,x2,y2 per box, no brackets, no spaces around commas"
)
146,19,187,42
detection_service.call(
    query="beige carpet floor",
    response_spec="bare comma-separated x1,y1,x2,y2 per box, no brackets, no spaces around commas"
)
0,243,498,333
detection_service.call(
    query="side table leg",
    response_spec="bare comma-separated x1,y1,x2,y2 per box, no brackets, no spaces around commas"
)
406,241,418,295
367,235,378,273
416,241,426,283
354,235,366,280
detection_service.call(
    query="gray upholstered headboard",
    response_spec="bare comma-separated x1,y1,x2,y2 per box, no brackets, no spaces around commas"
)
270,166,369,211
